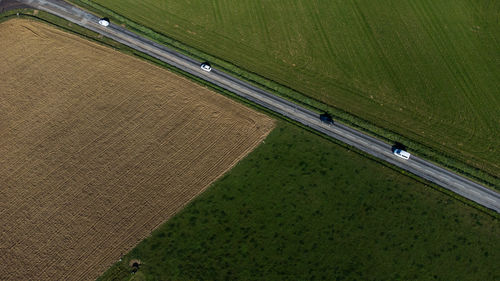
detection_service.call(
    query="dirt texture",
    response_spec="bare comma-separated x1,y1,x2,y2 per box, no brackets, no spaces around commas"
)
0,19,274,281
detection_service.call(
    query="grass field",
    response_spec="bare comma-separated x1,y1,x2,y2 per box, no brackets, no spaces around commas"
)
0,19,273,281
84,0,500,181
1,10,498,281
99,121,500,281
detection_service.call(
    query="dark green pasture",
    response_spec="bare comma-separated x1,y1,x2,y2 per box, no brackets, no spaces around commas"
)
99,122,500,280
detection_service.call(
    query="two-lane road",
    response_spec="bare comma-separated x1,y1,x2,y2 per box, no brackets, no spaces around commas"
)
17,0,500,213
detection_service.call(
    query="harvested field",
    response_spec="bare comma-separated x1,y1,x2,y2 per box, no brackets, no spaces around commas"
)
0,19,274,281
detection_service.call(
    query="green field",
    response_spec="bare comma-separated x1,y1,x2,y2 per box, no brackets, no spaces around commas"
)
99,122,500,281
84,0,500,181
3,8,498,281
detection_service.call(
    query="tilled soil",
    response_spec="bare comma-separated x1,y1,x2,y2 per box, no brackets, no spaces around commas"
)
0,19,274,281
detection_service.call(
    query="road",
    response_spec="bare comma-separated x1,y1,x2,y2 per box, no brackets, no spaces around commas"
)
16,0,500,213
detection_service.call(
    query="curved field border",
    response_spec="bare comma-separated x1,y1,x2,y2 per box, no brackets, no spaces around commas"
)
63,0,499,190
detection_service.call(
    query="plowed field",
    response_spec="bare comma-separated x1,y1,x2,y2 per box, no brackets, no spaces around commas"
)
0,19,274,281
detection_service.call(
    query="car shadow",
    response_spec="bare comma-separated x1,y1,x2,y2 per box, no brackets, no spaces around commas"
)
391,142,407,153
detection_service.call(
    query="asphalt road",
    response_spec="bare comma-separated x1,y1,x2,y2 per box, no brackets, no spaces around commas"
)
16,0,500,213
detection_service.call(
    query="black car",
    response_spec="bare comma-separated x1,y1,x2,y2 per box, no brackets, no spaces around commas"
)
319,113,333,124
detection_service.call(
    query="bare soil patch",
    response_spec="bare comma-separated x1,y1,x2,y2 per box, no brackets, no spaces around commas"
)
0,19,274,281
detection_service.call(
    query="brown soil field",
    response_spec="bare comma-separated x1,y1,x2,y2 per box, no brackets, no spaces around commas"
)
0,19,274,281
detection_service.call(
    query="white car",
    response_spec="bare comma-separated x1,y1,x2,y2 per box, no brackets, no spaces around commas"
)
393,149,410,160
98,18,110,27
200,63,212,72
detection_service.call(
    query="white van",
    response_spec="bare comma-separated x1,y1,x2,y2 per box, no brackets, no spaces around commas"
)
393,149,410,160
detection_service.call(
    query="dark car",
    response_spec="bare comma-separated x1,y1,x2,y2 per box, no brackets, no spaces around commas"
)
320,113,333,124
